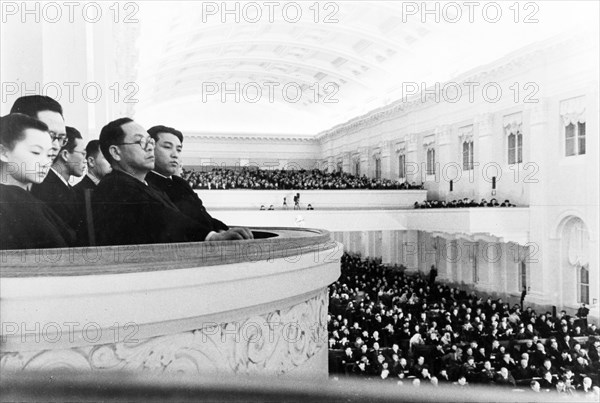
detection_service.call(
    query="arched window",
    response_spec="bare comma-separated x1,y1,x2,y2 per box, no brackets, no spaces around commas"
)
426,148,436,175
561,96,586,157
578,265,589,304
518,260,527,291
398,154,406,179
462,140,474,170
469,244,478,283
508,131,523,165
562,216,590,305
374,156,381,179
565,122,586,156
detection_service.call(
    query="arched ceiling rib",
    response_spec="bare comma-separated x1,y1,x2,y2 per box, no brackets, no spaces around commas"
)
134,1,593,135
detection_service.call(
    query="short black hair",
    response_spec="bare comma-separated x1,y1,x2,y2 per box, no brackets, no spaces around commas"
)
0,113,49,151
147,125,183,143
99,117,133,165
85,139,102,159
62,126,83,154
10,95,63,118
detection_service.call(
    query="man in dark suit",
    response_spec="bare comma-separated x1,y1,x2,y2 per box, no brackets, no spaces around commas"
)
145,125,251,239
74,139,112,194
92,118,252,246
31,126,87,242
73,139,112,245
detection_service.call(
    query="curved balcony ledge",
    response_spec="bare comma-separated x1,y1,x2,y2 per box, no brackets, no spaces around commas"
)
0,228,341,378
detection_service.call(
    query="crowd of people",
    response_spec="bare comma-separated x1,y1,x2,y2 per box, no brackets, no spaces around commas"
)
328,253,599,397
414,198,516,209
0,95,254,250
181,167,422,190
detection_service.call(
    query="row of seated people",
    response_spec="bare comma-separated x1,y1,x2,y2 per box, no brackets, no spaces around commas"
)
182,167,421,190
0,95,254,250
328,253,599,396
414,198,516,209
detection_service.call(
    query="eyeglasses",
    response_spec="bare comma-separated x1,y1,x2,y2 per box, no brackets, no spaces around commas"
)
115,136,155,151
48,131,68,147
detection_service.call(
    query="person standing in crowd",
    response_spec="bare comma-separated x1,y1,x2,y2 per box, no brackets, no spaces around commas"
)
576,303,590,329
429,265,438,285
294,193,300,209
92,118,250,246
31,126,87,243
0,114,74,249
520,286,527,309
10,95,67,160
145,125,252,240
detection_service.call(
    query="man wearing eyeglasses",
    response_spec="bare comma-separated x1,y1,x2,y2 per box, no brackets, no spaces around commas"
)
10,95,68,159
30,126,87,243
93,118,249,246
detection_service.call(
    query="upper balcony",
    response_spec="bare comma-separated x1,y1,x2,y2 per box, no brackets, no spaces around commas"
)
196,189,530,244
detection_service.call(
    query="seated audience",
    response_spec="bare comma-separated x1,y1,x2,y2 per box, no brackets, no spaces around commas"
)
328,252,599,397
0,114,74,249
181,166,407,190
414,198,516,209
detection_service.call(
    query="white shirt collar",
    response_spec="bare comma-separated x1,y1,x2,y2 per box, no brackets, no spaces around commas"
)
87,172,101,185
50,167,70,187
151,170,172,180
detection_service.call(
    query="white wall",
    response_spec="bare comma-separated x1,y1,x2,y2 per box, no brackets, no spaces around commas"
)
315,33,599,320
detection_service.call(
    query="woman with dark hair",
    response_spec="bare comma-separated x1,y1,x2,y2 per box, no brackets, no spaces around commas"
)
0,113,74,249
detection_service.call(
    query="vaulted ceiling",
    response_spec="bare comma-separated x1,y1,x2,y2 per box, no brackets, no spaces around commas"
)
134,1,595,135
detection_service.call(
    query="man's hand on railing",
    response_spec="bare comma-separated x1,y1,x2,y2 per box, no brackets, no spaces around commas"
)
208,227,254,241
229,227,254,240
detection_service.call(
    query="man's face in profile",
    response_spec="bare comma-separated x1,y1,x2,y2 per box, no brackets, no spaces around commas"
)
118,121,155,173
153,131,182,177
65,138,87,177
36,110,66,158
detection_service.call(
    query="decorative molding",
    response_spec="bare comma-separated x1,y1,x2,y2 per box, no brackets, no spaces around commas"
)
187,134,319,144
1,291,328,376
458,125,474,141
559,96,586,126
423,134,435,147
395,140,406,154
503,112,523,135
316,33,587,143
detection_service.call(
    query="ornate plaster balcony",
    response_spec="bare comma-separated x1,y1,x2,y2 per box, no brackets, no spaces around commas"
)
0,228,341,379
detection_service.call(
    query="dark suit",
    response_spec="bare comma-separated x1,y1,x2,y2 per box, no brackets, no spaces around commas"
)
0,184,74,249
73,175,98,246
146,171,228,232
31,169,85,244
73,174,97,195
92,170,212,246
